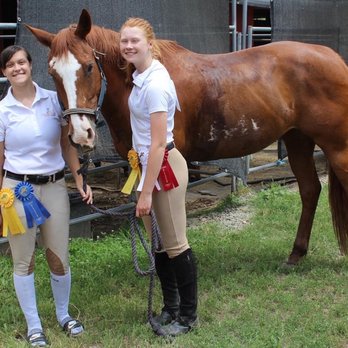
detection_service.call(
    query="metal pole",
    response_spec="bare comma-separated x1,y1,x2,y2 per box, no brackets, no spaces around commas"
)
247,25,253,48
237,32,242,51
247,26,272,46
231,175,237,192
0,23,17,89
242,0,248,49
231,0,237,51
187,171,231,189
0,23,17,29
252,27,272,33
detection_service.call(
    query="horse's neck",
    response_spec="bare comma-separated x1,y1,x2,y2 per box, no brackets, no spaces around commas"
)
101,62,132,156
87,28,133,156
91,27,130,106
103,61,130,112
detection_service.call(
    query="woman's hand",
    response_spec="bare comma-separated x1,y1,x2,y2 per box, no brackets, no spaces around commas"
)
136,191,152,217
77,183,93,205
61,126,93,205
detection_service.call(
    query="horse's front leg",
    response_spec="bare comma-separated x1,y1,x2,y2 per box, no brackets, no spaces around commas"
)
282,130,321,265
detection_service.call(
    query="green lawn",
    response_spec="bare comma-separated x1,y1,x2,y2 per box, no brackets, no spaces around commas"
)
0,184,347,347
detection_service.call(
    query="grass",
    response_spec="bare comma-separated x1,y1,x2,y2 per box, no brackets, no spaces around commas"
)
0,184,347,347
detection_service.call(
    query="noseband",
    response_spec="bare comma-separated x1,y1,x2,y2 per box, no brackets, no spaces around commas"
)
62,49,107,126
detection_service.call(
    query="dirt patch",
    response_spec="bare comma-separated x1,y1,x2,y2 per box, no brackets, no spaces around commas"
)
66,144,328,235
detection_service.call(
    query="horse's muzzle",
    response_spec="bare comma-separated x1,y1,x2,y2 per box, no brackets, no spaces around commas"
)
68,134,95,152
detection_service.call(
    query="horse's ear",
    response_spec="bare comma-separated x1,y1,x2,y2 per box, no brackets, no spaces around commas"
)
75,8,92,40
25,24,55,48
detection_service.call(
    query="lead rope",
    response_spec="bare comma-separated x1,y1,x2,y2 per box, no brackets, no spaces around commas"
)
77,152,93,193
77,154,163,334
90,204,162,333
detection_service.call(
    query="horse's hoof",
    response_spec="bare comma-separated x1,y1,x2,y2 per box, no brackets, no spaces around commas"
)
286,251,307,267
279,260,297,272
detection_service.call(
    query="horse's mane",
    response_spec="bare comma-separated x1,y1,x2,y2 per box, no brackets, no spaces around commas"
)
86,26,121,64
51,24,186,65
157,40,183,61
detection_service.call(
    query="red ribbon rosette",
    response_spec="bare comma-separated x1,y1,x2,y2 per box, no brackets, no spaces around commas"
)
158,149,179,191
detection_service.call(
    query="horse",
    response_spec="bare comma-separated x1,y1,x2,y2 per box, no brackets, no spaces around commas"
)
26,9,348,265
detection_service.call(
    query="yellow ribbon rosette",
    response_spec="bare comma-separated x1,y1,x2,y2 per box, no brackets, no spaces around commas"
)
0,188,25,237
121,149,142,195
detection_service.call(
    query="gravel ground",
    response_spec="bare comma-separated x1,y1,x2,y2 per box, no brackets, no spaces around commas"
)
187,173,329,231
187,205,253,230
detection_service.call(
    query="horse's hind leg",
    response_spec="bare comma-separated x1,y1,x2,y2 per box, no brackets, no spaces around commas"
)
282,129,322,265
324,150,348,254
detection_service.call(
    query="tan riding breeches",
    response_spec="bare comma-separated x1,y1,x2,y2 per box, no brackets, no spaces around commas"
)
142,148,189,258
3,177,70,276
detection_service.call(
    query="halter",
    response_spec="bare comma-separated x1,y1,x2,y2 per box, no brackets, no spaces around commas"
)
62,49,107,126
61,50,107,183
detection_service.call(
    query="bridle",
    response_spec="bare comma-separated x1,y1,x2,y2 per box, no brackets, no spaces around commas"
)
61,49,107,127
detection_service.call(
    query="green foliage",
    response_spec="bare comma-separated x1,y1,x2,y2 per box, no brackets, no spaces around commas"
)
214,192,243,212
0,183,347,347
259,183,283,196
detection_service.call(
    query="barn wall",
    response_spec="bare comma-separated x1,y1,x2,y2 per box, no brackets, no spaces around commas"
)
336,0,348,61
272,0,348,62
272,0,338,49
17,0,229,89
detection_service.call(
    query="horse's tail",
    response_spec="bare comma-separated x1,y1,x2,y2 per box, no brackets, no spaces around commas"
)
328,166,348,254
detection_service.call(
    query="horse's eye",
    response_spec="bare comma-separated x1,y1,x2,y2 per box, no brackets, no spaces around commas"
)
86,63,93,75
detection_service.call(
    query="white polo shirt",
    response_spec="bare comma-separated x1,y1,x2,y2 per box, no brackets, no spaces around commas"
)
129,59,180,153
0,82,66,175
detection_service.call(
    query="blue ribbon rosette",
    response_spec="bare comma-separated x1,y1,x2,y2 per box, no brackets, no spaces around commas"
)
14,182,51,228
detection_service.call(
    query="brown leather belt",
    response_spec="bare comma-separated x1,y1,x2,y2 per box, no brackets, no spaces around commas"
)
4,169,65,185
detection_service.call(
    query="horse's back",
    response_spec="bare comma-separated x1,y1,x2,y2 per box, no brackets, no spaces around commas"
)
169,39,348,160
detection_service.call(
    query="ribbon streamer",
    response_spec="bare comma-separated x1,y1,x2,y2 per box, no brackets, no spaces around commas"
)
14,182,50,228
158,149,179,191
121,149,142,195
0,188,25,237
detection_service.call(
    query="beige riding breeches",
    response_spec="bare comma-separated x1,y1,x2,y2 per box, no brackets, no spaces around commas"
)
3,177,70,276
142,148,189,258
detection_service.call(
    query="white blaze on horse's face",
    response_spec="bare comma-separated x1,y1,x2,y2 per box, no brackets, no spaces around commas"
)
50,51,96,148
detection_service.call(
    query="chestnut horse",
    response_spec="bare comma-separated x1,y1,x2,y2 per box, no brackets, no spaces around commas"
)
26,9,348,265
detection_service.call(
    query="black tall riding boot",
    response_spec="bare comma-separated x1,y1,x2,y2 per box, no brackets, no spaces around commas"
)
157,248,198,337
152,252,180,327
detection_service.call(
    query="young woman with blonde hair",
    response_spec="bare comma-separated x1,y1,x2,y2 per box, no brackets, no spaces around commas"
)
119,17,198,337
